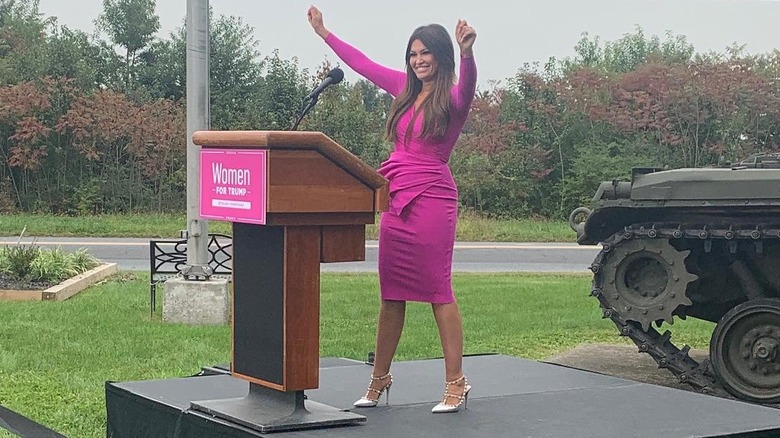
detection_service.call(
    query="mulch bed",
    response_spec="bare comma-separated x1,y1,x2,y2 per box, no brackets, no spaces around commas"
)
0,276,54,291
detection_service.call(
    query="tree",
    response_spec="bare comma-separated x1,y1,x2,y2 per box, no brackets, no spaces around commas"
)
53,90,186,213
208,14,264,130
96,0,160,89
136,37,185,100
0,0,51,84
565,26,694,73
453,88,535,216
46,25,122,90
0,0,40,27
136,13,272,128
256,51,308,130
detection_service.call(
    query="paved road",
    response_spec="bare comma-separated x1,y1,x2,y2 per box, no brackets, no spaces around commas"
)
0,237,601,273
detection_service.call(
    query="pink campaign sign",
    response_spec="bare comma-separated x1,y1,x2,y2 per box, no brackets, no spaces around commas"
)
199,149,267,224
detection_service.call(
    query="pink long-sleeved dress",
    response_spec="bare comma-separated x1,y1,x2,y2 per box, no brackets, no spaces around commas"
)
325,33,477,303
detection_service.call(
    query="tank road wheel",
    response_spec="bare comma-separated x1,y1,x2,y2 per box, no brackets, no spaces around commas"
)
711,298,780,403
600,238,697,331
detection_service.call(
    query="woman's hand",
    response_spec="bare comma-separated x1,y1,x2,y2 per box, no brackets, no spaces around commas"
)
455,19,476,57
307,5,330,40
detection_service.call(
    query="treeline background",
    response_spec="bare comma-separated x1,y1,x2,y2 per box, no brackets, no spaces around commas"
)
1,0,778,218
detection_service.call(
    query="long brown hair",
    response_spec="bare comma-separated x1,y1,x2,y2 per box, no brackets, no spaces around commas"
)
385,24,456,142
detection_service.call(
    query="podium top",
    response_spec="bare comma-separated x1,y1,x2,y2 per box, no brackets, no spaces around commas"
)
193,130,387,191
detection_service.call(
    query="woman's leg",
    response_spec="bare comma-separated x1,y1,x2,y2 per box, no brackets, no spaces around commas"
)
432,301,467,405
364,300,406,400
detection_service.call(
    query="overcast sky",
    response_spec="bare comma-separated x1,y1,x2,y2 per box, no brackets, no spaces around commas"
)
37,0,780,87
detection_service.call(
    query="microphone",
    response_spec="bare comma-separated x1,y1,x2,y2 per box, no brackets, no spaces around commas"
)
305,68,344,100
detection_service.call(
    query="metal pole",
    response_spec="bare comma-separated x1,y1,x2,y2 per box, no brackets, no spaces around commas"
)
183,0,211,278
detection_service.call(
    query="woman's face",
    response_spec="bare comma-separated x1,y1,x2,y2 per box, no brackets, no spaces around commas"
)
409,39,438,82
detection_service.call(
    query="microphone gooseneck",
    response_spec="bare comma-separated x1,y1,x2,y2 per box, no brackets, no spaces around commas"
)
291,68,345,131
304,68,345,100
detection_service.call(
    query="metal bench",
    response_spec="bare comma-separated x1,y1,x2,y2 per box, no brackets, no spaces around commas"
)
149,233,233,316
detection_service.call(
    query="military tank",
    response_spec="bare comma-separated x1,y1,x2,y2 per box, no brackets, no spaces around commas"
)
569,154,780,403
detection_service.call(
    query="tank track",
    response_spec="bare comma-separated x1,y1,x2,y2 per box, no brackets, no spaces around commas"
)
586,222,780,397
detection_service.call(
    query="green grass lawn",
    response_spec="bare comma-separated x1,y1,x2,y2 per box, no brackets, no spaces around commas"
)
0,213,575,242
0,272,715,438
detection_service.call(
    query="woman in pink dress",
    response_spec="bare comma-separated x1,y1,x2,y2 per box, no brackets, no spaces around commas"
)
308,5,477,414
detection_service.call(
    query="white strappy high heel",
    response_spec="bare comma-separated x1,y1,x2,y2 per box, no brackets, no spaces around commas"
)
431,375,471,413
353,372,393,407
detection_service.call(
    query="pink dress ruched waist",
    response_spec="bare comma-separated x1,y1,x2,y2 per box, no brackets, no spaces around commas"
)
378,151,457,216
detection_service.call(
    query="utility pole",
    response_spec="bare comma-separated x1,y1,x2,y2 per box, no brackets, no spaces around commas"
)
182,0,211,278
163,0,228,326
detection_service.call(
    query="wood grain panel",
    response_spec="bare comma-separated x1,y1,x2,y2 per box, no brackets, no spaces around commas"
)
283,226,321,391
269,150,360,186
267,150,375,213
0,290,42,301
321,225,366,262
268,186,373,212
375,185,389,212
230,372,285,392
266,212,376,226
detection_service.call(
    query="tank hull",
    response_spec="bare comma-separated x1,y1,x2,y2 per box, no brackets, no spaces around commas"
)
572,166,780,402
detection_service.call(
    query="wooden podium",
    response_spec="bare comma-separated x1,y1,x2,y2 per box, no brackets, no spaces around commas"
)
190,131,387,433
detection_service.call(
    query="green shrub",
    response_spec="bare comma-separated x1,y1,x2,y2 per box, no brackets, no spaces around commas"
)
29,247,76,282
0,245,100,284
1,245,40,281
68,248,100,273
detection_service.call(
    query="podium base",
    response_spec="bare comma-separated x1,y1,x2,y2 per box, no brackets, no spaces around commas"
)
191,383,365,433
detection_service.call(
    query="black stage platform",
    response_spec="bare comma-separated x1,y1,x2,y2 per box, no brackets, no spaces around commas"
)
0,404,67,438
106,354,780,438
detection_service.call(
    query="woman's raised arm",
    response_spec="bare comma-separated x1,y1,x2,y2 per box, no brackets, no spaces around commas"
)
308,5,405,96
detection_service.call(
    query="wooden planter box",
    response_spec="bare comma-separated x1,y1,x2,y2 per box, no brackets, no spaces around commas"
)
0,263,118,302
